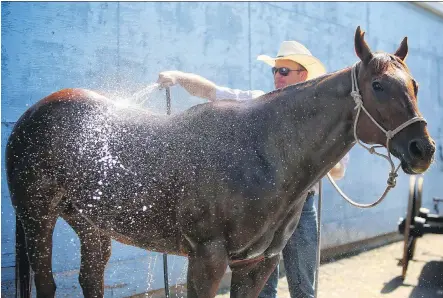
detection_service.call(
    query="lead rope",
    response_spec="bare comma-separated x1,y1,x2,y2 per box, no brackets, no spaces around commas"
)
314,62,427,297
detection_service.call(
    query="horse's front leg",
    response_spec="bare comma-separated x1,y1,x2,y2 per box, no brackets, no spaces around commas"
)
186,239,228,298
229,254,281,298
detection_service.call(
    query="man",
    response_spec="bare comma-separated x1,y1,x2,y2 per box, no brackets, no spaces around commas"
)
157,41,350,298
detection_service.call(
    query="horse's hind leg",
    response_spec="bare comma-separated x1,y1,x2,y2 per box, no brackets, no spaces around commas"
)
229,255,280,298
15,202,59,298
62,207,112,298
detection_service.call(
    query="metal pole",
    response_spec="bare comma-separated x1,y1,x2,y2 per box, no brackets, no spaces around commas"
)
163,87,171,298
163,253,170,298
314,178,323,298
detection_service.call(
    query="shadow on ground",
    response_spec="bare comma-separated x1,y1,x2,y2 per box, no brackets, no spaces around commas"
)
381,260,443,297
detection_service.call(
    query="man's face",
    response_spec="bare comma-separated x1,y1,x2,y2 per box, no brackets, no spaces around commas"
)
273,59,308,89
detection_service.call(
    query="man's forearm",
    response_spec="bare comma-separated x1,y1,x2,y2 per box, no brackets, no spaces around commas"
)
176,72,217,101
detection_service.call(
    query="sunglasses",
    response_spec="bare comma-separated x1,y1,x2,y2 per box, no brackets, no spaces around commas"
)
272,67,305,76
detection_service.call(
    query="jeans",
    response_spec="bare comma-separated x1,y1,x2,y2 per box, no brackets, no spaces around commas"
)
258,192,318,298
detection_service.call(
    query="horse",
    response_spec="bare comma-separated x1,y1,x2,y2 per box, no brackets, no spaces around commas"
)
6,26,435,298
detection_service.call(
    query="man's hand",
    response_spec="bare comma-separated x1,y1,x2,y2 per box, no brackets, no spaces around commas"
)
156,71,217,101
328,153,350,181
157,71,184,89
329,162,344,180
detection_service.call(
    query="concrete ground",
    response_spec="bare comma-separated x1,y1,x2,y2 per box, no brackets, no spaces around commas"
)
216,234,443,298
135,234,443,298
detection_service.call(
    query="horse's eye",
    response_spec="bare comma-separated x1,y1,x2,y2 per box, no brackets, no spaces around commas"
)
412,80,419,95
372,82,384,92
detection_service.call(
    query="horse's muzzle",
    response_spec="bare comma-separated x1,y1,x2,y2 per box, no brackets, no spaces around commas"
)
399,137,436,174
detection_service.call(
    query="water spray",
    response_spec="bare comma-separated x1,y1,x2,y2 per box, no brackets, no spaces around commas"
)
163,87,171,298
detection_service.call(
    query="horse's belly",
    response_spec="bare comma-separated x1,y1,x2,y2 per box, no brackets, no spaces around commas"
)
79,205,184,254
66,181,185,255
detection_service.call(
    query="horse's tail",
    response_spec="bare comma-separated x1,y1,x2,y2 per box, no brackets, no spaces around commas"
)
15,215,32,298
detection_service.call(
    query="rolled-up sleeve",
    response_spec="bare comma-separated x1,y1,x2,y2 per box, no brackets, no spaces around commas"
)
215,86,265,101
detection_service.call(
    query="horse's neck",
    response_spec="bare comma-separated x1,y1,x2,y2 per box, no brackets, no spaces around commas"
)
262,67,357,194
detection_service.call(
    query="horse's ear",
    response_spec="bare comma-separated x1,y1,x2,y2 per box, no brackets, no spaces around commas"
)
354,26,373,65
394,37,408,61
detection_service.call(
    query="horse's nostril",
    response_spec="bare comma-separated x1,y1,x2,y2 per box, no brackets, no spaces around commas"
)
409,140,425,159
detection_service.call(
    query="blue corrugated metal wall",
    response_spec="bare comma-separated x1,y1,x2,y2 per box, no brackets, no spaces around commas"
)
2,2,443,296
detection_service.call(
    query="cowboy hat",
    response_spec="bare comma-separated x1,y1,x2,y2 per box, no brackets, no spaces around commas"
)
257,41,327,80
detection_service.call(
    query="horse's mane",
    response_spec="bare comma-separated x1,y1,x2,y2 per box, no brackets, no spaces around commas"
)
252,65,353,103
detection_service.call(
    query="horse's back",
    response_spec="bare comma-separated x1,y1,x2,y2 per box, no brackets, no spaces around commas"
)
39,88,107,104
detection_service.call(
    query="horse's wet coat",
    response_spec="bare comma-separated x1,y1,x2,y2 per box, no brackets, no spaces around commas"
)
6,27,436,297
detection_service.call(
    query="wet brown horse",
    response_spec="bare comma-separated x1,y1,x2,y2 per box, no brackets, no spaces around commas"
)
6,27,435,298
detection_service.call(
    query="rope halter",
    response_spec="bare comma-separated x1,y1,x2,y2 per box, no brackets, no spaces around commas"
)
327,62,427,208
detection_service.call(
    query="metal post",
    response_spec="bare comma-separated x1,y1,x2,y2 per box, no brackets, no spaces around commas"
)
163,253,170,298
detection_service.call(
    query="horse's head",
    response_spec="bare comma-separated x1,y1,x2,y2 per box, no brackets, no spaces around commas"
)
353,26,435,175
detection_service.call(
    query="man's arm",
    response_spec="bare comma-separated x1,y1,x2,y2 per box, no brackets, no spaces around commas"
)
157,71,217,101
157,70,265,101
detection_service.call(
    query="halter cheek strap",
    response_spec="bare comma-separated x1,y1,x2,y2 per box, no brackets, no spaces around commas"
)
327,62,427,208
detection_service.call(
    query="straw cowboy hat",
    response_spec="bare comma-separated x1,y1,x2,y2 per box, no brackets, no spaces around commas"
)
257,41,327,80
